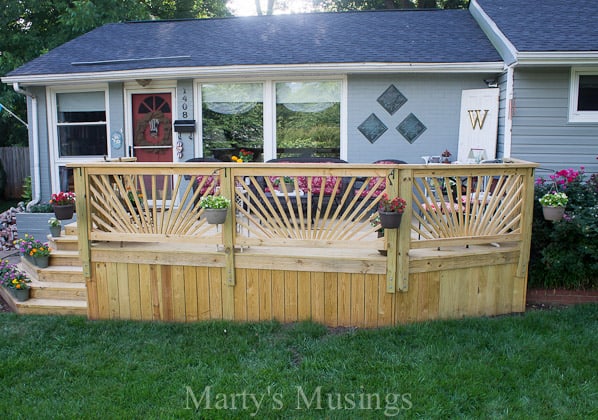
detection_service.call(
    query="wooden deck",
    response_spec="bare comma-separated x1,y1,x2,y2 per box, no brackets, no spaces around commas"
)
71,159,537,327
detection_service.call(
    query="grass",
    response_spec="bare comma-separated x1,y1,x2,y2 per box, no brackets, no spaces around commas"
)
1,305,596,419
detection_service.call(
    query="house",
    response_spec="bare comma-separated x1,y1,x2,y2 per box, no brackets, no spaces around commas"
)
471,0,598,172
1,1,596,201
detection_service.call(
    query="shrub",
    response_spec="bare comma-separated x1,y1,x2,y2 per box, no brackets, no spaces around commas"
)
529,168,598,289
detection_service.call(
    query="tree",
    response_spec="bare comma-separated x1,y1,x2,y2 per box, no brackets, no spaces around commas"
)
312,0,468,11
0,0,231,147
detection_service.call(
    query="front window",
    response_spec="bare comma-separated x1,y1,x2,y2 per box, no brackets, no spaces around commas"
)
569,68,598,122
201,83,264,161
56,91,107,156
275,81,341,158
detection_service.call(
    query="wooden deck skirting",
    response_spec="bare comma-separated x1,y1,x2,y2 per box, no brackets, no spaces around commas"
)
71,159,537,327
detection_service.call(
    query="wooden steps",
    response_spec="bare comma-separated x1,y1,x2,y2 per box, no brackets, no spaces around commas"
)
5,222,88,316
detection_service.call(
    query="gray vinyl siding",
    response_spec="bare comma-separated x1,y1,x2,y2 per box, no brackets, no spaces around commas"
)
511,67,598,174
108,83,125,158
496,71,508,157
347,74,496,164
30,86,52,201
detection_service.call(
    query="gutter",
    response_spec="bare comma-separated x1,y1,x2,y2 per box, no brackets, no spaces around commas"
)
12,83,40,210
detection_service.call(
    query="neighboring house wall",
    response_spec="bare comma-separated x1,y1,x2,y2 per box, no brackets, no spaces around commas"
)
347,74,498,163
511,67,598,173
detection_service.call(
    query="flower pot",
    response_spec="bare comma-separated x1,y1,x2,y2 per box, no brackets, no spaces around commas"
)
203,208,228,225
53,204,75,220
379,211,402,229
34,255,49,268
10,287,30,302
284,182,294,193
49,225,62,237
542,205,565,222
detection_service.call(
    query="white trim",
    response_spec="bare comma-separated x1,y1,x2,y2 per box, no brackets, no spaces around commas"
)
46,85,110,193
518,52,598,66
568,67,598,123
503,65,514,158
193,77,347,161
2,62,506,86
123,84,177,160
469,0,518,65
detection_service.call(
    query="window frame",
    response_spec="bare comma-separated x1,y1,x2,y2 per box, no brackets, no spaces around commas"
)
47,85,110,193
568,67,598,123
194,76,347,161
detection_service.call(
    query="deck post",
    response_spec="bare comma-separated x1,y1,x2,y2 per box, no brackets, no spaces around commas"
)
73,166,96,318
221,167,236,320
385,167,400,293
397,167,412,292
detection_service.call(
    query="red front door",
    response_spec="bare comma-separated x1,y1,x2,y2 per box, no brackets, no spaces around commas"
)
132,93,173,163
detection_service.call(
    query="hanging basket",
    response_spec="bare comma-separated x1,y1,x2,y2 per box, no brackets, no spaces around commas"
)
53,204,75,220
542,205,565,222
378,211,402,229
203,208,228,225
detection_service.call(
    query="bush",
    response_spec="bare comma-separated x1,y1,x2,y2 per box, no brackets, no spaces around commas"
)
29,203,54,213
529,168,598,289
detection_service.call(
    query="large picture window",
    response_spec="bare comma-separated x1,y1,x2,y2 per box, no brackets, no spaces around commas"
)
569,68,598,122
201,83,264,161
56,91,107,156
276,81,340,158
199,79,343,161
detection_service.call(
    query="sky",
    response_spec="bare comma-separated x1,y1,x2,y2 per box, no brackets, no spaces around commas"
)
228,0,316,16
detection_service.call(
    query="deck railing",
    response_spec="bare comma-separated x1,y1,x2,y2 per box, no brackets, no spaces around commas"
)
72,159,537,293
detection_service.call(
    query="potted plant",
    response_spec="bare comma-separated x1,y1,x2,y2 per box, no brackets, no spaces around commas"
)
48,217,62,237
0,261,31,302
539,191,568,221
274,176,295,193
441,149,452,164
29,240,51,268
199,195,231,224
15,234,37,262
50,191,76,220
377,193,407,229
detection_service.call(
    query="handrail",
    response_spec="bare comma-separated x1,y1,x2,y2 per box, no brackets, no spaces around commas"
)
71,159,538,292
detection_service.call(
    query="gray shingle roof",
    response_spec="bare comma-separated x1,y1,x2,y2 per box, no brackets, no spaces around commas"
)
477,0,598,52
7,9,501,78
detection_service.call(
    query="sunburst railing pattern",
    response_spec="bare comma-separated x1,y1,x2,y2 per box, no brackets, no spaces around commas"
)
410,167,528,249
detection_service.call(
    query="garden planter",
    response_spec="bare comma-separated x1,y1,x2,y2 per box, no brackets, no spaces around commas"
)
53,204,75,220
284,182,295,193
34,255,50,268
49,225,62,237
10,287,30,302
542,205,565,222
379,211,402,229
203,208,228,225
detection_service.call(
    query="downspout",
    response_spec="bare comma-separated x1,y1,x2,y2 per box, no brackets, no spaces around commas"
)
13,83,40,210
503,63,515,159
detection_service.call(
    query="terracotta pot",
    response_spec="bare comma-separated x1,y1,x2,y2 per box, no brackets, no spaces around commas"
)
542,206,565,222
204,208,228,225
53,204,75,220
379,211,402,229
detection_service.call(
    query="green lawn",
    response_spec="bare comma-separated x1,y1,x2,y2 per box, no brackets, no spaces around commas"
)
1,305,596,419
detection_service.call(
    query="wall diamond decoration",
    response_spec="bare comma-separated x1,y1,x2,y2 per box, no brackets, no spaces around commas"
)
358,113,388,144
377,84,407,115
397,113,426,144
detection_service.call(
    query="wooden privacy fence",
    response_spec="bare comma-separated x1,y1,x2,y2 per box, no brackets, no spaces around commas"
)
0,146,29,198
71,159,537,326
